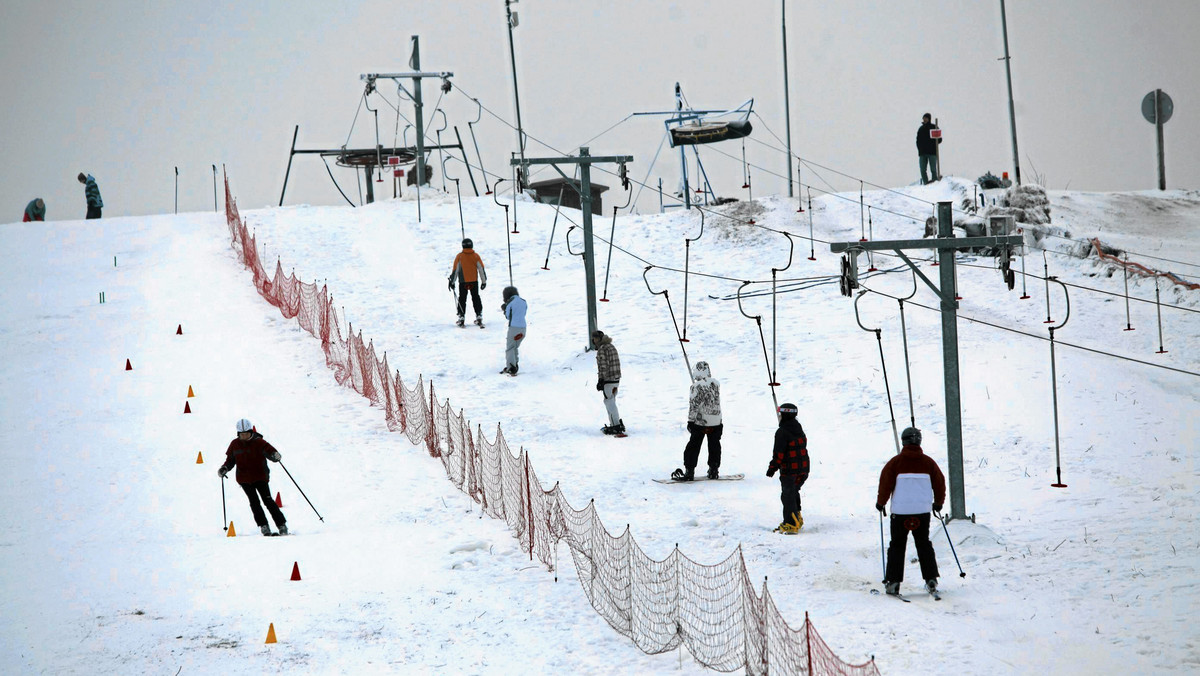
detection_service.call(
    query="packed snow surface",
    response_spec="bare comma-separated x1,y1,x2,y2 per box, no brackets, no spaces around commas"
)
2,178,1198,674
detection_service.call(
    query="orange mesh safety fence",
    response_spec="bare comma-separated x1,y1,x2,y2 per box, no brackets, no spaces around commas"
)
222,172,880,675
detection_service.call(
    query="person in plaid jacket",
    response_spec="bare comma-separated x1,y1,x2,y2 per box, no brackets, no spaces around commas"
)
591,330,624,435
766,403,808,533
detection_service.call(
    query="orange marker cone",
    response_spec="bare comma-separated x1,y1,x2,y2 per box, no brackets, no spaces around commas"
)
176,324,183,335
290,562,301,581
125,359,133,371
265,623,277,644
184,401,192,414
275,492,283,508
196,451,204,464
187,385,195,398
227,521,236,537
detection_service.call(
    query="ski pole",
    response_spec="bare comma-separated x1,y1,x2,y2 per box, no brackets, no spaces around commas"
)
938,513,966,578
278,461,324,522
221,475,228,531
878,508,887,580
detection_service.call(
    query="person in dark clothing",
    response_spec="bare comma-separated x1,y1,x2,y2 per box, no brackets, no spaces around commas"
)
23,198,45,222
218,418,288,536
78,172,103,219
766,403,809,534
876,426,946,596
916,113,942,185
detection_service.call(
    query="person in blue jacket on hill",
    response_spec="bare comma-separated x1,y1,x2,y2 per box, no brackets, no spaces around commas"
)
500,286,527,375
23,198,46,222
77,172,103,219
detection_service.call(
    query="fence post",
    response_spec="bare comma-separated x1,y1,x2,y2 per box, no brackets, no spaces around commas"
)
525,449,533,561
805,611,813,676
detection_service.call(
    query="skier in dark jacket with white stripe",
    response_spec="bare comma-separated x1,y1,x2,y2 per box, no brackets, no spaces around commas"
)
766,403,808,533
876,426,946,596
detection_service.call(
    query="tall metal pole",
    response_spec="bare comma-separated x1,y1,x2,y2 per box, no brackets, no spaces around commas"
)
937,201,967,520
781,0,794,197
1155,89,1166,190
675,83,691,210
411,36,427,190
579,148,600,341
505,0,526,182
1000,0,1022,186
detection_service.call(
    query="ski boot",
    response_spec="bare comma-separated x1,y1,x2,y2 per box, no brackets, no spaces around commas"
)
261,524,273,536
456,315,465,328
707,467,719,480
885,582,901,596
278,524,288,536
925,579,938,594
474,315,484,328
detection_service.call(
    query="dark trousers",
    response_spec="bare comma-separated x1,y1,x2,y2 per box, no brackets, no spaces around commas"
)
885,513,939,583
683,423,722,470
779,474,805,523
86,205,102,219
240,480,286,528
456,281,482,318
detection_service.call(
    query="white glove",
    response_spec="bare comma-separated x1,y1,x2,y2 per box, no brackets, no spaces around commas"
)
269,452,281,462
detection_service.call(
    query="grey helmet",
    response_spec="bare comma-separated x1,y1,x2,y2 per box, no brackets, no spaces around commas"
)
901,426,922,445
236,418,254,433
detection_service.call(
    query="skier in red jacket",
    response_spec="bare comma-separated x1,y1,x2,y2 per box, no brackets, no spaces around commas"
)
218,419,288,536
876,426,945,596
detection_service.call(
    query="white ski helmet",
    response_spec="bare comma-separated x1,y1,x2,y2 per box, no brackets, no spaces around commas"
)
236,418,254,433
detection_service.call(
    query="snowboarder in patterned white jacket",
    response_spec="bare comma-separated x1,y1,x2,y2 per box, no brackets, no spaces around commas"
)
592,330,624,435
218,418,288,536
766,403,808,533
876,426,945,596
678,361,722,480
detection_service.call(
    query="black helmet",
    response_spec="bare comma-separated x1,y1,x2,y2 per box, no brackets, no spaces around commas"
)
901,427,922,445
503,286,518,301
777,403,798,417
462,238,473,249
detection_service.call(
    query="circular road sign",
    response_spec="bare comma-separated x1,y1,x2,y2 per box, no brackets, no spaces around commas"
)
1142,90,1174,124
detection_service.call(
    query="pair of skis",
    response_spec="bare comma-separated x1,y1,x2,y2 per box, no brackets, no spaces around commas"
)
870,587,941,602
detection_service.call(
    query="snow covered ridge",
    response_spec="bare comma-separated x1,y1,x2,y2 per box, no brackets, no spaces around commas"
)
221,176,881,675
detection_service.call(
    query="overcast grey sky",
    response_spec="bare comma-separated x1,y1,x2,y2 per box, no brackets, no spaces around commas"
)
3,0,1197,220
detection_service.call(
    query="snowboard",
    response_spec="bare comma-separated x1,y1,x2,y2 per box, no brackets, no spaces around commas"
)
652,473,744,484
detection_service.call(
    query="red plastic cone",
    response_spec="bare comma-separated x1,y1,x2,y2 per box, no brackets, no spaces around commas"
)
275,492,283,508
176,324,183,335
183,401,192,414
187,385,195,398
290,562,301,581
125,359,132,371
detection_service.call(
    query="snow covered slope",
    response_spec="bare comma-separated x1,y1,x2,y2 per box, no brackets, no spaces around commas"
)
2,179,1197,674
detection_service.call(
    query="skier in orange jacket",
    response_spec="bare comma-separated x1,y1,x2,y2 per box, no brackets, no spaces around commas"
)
448,238,488,327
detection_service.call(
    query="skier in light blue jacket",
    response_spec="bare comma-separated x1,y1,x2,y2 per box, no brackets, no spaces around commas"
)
500,286,527,375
